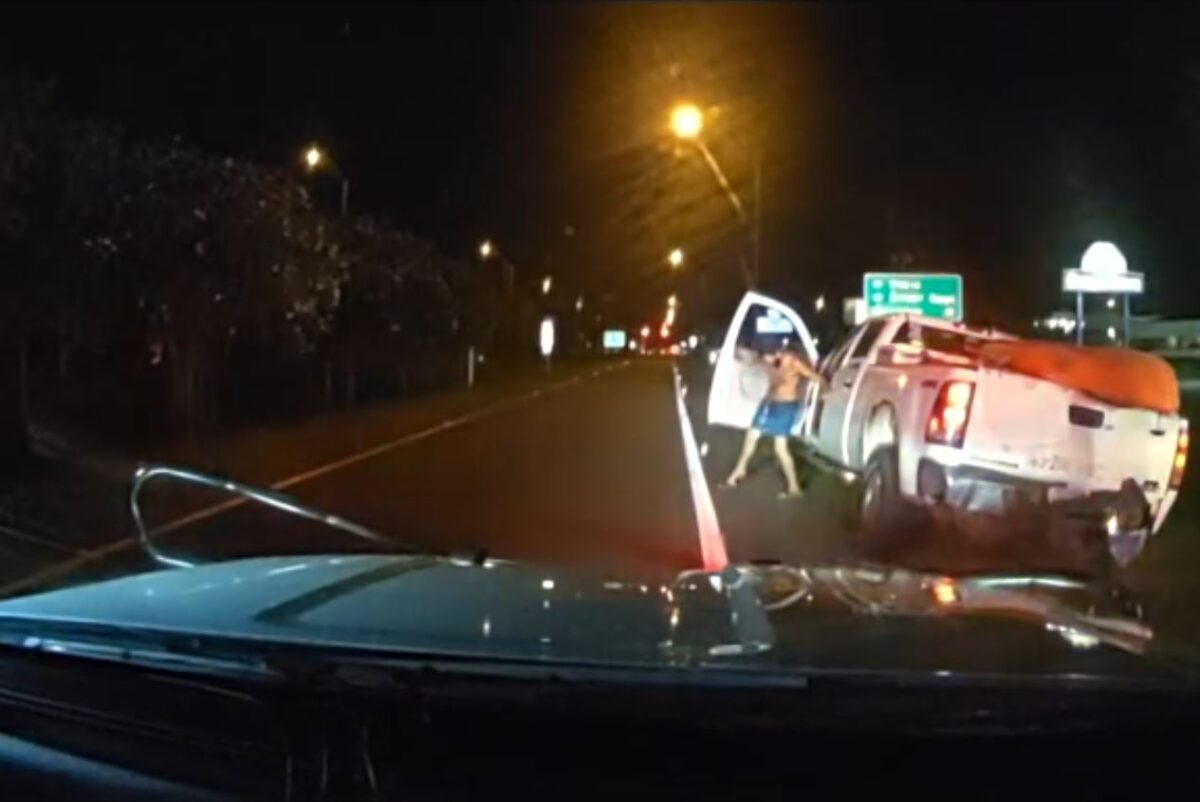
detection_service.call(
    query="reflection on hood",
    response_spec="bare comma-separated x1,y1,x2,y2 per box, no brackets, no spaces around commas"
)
741,564,1153,657
0,554,1176,684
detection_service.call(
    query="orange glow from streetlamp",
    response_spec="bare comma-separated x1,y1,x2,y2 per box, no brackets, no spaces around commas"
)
670,103,704,140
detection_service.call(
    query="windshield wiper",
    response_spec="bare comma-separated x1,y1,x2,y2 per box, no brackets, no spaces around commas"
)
130,463,414,569
0,616,286,683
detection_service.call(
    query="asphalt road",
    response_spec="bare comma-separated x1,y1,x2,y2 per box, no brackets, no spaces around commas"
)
166,359,703,577
2,355,1200,653
0,360,705,594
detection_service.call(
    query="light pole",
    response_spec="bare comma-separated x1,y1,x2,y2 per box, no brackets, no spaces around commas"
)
303,145,350,218
669,103,759,288
480,239,515,295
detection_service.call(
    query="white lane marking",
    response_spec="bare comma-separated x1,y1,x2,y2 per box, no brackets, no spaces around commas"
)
671,366,728,571
0,522,83,555
0,369,610,596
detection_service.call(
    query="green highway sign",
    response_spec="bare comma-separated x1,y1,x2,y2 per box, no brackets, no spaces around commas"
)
863,272,963,321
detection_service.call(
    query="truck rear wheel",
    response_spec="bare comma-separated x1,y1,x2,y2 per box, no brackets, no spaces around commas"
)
859,447,908,554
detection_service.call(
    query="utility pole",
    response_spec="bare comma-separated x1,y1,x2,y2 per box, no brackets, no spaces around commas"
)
752,149,762,288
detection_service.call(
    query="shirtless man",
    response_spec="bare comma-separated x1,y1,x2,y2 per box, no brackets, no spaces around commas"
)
723,340,824,498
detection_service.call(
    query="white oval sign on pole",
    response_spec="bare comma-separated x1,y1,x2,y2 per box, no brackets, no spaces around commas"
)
539,316,555,358
1080,241,1127,276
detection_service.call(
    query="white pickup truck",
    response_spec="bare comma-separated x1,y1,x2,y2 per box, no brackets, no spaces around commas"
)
708,291,1188,564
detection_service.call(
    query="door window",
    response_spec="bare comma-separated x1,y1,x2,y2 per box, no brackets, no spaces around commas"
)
737,304,800,354
819,335,856,381
850,319,888,361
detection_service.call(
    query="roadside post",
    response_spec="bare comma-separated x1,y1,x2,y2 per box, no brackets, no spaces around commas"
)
540,316,555,373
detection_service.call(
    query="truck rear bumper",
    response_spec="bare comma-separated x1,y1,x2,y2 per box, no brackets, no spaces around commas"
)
917,459,1056,514
917,458,1156,533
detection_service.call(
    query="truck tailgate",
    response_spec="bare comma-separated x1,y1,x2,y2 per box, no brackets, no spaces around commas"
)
967,368,1181,506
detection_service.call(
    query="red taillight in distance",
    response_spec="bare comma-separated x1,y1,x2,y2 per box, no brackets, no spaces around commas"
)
1170,419,1189,489
926,381,976,448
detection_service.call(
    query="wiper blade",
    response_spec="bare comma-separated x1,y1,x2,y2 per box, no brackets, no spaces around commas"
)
0,616,284,683
130,463,413,569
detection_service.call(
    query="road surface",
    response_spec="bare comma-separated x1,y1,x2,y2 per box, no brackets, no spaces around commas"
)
1,356,1200,650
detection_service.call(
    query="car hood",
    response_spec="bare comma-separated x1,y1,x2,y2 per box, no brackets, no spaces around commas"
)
0,555,1188,685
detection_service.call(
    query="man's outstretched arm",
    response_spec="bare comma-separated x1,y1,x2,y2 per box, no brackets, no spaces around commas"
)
794,357,826,388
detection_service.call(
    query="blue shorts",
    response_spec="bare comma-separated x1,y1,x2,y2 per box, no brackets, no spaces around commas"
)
752,399,803,437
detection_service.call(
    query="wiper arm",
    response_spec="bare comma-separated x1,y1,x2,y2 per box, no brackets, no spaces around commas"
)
131,463,404,569
0,616,284,684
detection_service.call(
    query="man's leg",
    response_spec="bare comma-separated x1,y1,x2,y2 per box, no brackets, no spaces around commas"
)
774,436,802,496
725,428,762,485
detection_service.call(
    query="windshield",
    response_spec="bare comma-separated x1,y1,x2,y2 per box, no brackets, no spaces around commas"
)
1,4,1199,691
891,322,988,358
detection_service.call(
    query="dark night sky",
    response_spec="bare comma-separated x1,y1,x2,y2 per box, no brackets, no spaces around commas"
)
4,3,1200,331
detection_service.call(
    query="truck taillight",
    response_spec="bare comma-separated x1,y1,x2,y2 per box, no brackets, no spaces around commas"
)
1170,420,1189,489
926,380,975,448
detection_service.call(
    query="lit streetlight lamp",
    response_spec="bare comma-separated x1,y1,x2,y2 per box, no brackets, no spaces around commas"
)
667,247,684,269
815,295,826,312
479,240,493,260
668,294,678,308
541,276,552,295
301,143,349,218
666,102,758,288
669,103,704,140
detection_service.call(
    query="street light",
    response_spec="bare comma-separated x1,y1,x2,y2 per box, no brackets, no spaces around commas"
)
665,102,756,288
668,294,678,308
541,276,552,295
669,103,704,140
479,240,493,260
667,248,684,269
815,295,826,312
301,143,349,218
575,296,584,312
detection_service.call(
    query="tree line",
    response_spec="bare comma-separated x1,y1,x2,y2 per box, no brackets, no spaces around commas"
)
0,78,541,462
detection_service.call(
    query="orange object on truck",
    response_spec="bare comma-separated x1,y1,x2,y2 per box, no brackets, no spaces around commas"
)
978,340,1180,415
